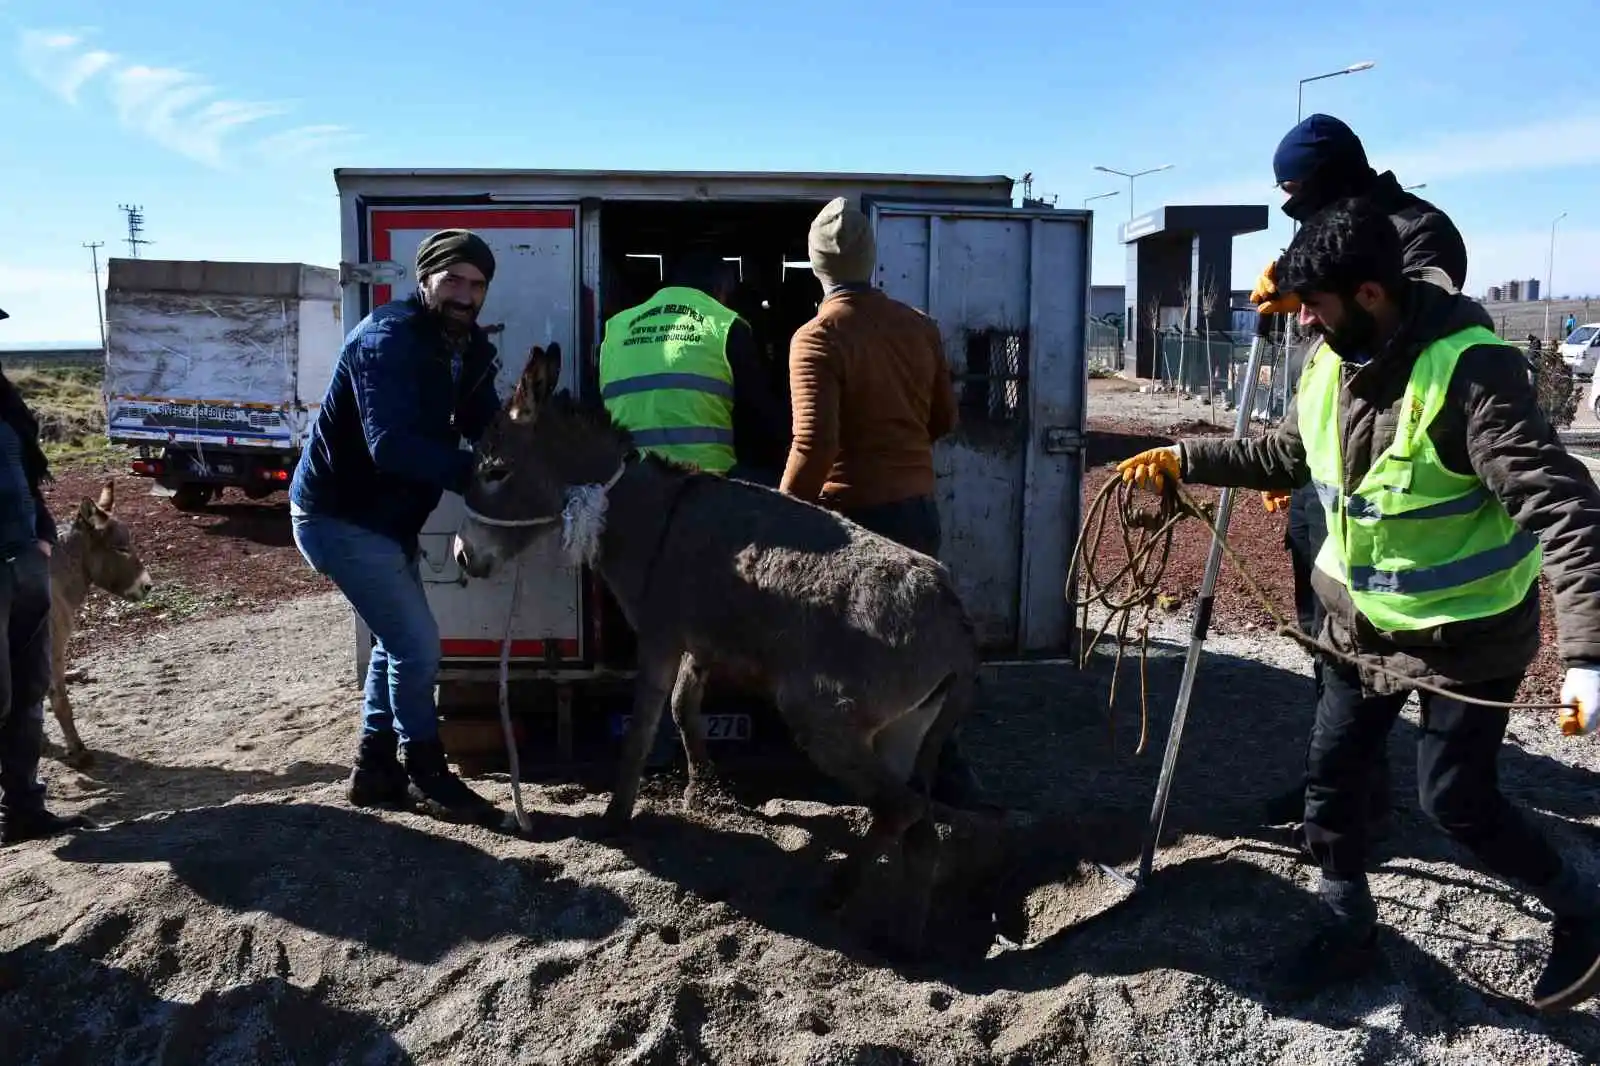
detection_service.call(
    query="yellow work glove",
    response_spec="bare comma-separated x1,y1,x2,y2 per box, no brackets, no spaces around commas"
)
1250,261,1301,316
1116,445,1181,494
1262,490,1291,513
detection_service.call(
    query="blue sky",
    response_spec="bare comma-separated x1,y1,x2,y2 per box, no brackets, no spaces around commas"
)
3,0,1598,344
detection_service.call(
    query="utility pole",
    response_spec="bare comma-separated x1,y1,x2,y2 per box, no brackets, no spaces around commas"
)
118,204,152,258
83,241,107,351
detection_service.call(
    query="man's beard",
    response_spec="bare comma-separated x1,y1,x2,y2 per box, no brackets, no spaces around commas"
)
424,293,479,333
1309,300,1380,356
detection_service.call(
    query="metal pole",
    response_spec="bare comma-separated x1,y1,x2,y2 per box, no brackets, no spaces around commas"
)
1135,310,1274,886
1545,212,1566,341
82,241,106,351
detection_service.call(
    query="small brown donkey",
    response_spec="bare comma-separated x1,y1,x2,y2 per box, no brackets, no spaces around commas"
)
451,345,981,954
49,479,153,765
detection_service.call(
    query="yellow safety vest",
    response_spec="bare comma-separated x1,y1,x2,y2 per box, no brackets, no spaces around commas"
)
1296,323,1541,632
597,286,739,474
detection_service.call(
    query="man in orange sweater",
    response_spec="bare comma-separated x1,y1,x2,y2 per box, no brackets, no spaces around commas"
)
780,197,982,806
780,198,957,555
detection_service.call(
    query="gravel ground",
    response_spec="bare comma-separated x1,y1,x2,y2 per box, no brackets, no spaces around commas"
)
1,396,1595,1063
2,586,1599,1063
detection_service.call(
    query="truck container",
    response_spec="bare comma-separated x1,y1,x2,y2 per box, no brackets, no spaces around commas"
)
104,257,341,510
331,168,1093,760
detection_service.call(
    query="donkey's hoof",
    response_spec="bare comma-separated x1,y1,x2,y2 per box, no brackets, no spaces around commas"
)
596,807,635,840
682,779,737,815
63,748,94,770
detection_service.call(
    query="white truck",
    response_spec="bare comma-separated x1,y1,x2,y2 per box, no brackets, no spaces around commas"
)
331,168,1094,760
104,257,342,510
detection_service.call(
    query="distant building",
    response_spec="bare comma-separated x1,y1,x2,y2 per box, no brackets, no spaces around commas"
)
1506,279,1524,302
1486,285,1504,302
1526,278,1541,302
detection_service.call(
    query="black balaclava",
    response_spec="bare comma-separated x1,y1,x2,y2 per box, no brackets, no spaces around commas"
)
1273,114,1378,222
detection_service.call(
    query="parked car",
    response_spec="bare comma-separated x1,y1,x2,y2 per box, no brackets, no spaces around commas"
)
1560,322,1600,379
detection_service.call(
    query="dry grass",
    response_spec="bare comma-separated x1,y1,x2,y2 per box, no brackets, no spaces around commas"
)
8,365,121,466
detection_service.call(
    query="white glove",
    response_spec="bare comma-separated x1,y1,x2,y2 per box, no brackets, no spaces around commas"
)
1559,667,1600,736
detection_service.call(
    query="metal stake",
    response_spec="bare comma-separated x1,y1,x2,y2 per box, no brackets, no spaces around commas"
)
1133,310,1274,888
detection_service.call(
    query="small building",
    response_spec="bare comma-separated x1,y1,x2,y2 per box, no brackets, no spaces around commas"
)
1119,205,1270,379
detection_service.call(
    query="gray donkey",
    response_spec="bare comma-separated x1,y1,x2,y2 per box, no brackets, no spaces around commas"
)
49,479,153,765
452,344,981,953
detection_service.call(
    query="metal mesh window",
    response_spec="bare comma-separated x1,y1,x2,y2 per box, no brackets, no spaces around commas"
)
960,328,1029,422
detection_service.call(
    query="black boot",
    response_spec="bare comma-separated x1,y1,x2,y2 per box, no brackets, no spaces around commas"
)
402,739,504,828
1533,914,1600,1012
345,729,412,809
1,808,97,846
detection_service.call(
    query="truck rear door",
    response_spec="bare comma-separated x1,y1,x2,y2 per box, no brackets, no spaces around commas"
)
360,205,583,669
867,201,1091,656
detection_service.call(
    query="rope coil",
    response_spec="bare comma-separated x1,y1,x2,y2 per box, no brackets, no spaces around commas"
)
1068,471,1575,750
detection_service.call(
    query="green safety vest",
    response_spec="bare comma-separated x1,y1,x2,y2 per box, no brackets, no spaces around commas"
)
598,286,739,474
1297,323,1542,632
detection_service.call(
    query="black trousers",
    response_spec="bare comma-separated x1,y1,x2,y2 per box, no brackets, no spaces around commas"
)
0,548,55,817
1304,661,1563,889
838,495,942,559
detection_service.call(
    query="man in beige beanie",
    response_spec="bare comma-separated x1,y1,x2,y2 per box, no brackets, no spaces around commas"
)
780,197,983,806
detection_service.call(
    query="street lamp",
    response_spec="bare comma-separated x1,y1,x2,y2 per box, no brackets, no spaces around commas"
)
1546,211,1567,340
1083,190,1120,209
1297,60,1376,121
1402,182,1426,192
1093,164,1175,221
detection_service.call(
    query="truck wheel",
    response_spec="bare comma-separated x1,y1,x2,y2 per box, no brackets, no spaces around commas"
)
171,485,215,512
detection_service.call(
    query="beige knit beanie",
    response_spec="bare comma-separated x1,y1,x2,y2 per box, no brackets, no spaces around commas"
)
807,197,876,285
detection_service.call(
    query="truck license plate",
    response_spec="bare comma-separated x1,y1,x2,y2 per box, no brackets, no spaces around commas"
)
610,713,752,742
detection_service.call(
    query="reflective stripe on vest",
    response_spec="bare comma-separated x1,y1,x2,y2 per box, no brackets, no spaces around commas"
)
597,287,739,474
1296,323,1542,632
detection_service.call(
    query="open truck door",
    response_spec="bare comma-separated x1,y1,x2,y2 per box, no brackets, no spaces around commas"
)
868,201,1091,656
348,205,581,682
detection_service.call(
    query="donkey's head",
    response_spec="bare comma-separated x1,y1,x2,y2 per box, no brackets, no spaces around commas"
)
72,479,153,602
453,342,631,579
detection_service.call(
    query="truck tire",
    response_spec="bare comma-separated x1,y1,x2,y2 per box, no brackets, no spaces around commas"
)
172,485,215,512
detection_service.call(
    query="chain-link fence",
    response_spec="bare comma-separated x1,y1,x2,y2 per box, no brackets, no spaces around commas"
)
1087,317,1123,375
1147,328,1308,424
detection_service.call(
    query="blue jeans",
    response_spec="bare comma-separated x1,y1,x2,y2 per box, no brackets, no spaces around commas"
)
290,510,441,745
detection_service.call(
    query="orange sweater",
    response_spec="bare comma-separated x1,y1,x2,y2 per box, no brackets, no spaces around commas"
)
779,289,957,510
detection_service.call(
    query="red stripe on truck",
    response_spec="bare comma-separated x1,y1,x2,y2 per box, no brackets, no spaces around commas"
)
440,638,581,660
369,207,577,306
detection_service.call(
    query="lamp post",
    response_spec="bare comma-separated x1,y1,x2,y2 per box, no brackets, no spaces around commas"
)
1546,211,1567,341
1297,60,1376,121
1093,164,1174,221
1402,182,1426,192
1083,190,1120,209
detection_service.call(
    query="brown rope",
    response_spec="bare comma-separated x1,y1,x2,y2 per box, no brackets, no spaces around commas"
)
1069,471,1576,740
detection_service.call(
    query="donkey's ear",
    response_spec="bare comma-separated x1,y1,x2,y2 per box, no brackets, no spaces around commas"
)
97,478,115,514
77,498,110,529
508,343,562,422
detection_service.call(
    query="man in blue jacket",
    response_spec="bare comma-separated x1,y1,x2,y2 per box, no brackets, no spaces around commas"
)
290,230,506,827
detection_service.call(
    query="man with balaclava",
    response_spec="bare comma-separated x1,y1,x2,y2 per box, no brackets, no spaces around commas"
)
290,229,509,830
1252,115,1470,836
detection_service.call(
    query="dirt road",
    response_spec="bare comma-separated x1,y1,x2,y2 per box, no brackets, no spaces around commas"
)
4,590,1598,1064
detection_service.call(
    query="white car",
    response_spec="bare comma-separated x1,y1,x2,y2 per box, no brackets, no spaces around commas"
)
1562,322,1600,379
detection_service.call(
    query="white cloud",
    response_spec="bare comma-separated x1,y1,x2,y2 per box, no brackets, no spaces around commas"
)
18,29,114,104
15,28,356,170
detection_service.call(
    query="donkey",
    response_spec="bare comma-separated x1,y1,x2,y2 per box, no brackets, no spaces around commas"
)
48,479,153,766
451,344,981,953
